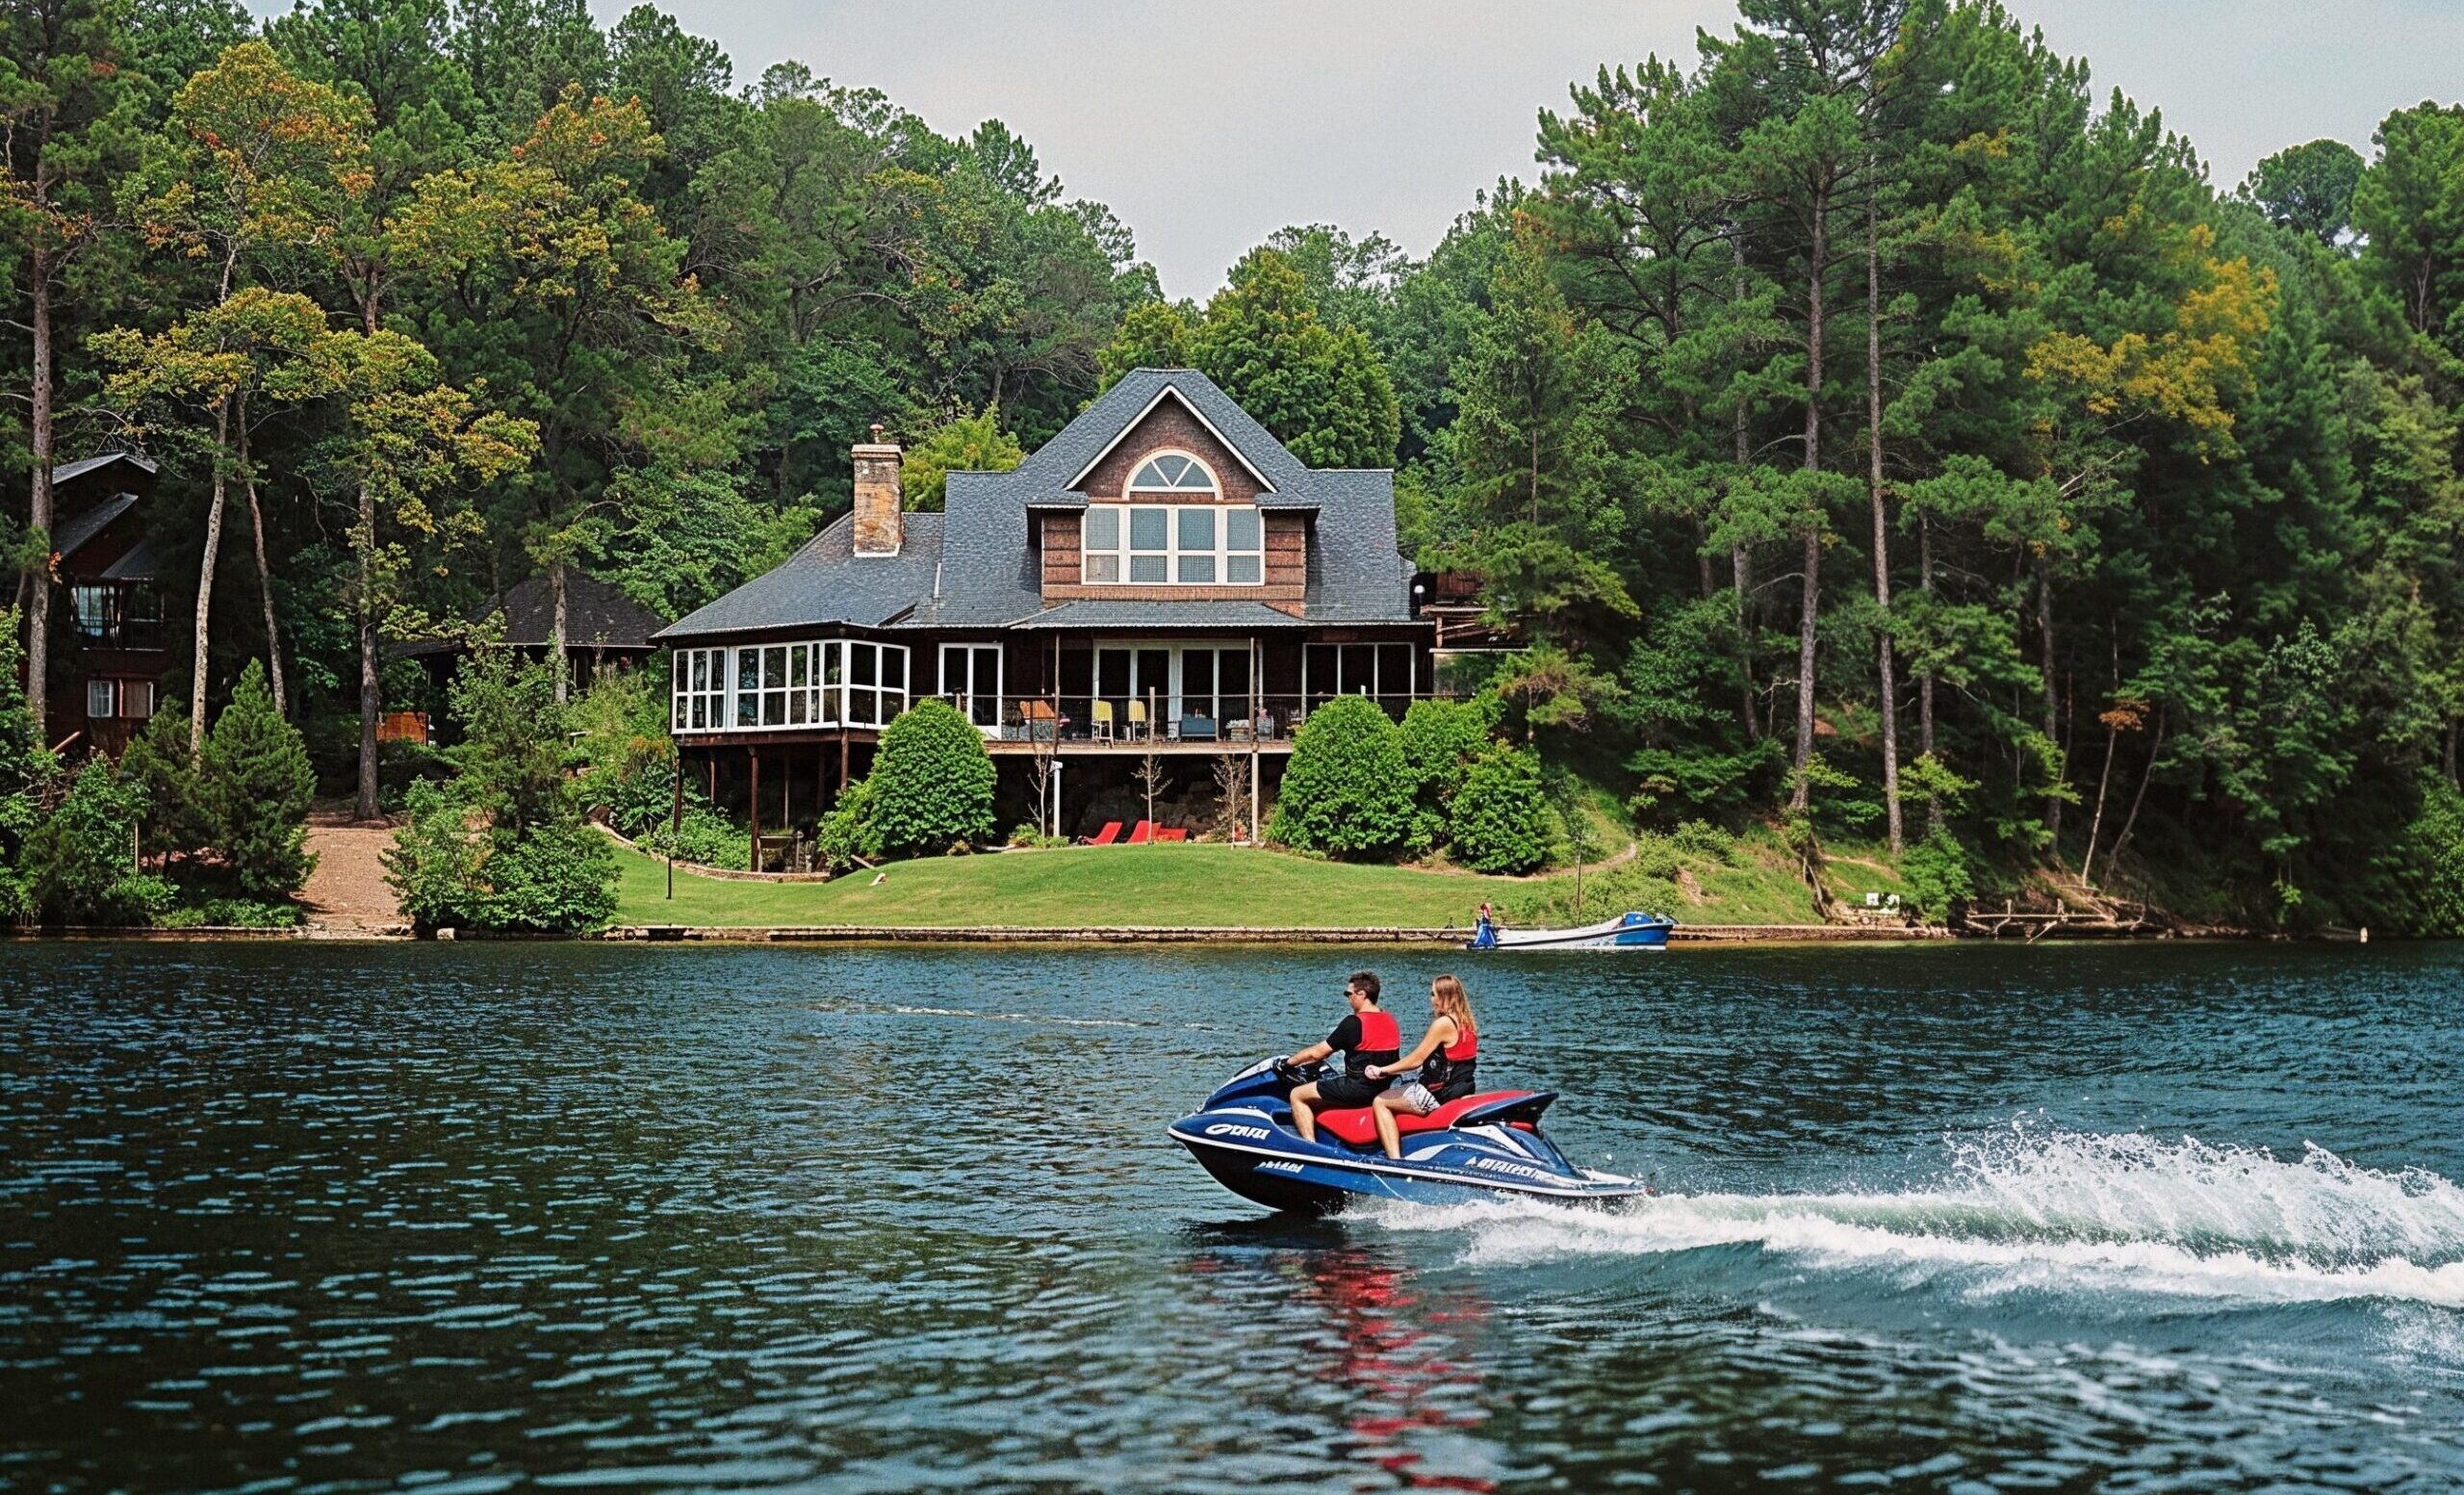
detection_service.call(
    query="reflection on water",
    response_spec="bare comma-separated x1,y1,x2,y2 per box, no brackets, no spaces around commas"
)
2,940,2462,1490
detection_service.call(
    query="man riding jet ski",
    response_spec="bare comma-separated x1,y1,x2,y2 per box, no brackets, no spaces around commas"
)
1168,977,1646,1215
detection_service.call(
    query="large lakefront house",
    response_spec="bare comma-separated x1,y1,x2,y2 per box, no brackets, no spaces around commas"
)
656,368,1440,847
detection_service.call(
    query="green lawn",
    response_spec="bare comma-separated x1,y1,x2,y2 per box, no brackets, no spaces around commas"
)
608,835,1888,929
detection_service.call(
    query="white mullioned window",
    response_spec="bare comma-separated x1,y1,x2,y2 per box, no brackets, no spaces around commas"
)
1082,450,1264,586
1082,502,1265,587
671,639,909,734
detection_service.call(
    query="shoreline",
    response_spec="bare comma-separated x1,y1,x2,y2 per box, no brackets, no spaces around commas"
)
4,920,1953,944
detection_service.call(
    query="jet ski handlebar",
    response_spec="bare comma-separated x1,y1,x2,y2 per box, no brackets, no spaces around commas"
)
1271,1057,1329,1085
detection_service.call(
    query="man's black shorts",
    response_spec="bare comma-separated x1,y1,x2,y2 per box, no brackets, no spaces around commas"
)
1313,1075,1389,1109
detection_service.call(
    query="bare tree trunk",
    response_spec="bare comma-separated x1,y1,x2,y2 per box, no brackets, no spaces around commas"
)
1788,185,1830,812
1866,194,1900,854
242,425,287,717
2098,706,2167,887
2080,629,2122,885
356,477,381,819
1918,513,1939,836
355,297,383,820
551,558,570,704
27,248,55,737
192,398,234,757
2037,568,2061,852
1733,384,1758,742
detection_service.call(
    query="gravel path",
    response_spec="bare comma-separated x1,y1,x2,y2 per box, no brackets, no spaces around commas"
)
301,812,407,937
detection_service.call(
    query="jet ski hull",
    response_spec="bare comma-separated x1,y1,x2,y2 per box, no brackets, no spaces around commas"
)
1168,1081,1649,1216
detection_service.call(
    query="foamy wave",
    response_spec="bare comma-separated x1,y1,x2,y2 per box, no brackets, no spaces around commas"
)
1373,1127,2464,1308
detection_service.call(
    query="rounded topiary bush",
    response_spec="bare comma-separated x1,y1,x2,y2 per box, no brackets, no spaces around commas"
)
1270,694,1413,860
865,697,996,857
1448,745,1552,875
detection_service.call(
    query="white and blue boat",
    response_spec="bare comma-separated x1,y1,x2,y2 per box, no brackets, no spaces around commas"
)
1467,910,1675,951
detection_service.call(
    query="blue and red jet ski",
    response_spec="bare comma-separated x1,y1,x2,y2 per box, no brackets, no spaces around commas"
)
1168,1056,1649,1214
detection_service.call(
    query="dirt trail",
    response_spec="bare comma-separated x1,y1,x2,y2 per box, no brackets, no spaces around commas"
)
300,811,407,937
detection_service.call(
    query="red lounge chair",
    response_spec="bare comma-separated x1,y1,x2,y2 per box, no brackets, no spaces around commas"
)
1083,820,1122,846
1126,820,1154,844
1156,827,1189,842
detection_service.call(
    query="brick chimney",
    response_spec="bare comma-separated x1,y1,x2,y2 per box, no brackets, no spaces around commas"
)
852,423,902,556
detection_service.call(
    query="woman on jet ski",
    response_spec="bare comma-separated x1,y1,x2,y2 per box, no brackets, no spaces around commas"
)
1283,971,1401,1145
1362,975,1478,1160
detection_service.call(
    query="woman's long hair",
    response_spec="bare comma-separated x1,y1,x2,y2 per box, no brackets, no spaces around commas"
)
1430,974,1475,1038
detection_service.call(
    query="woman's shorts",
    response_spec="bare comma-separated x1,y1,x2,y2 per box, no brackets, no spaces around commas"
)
1312,1075,1389,1109
1394,1082,1442,1115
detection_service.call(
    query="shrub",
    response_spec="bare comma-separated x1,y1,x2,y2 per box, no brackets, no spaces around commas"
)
864,698,995,857
1398,696,1493,833
475,821,617,933
27,760,174,925
1901,827,1976,920
1670,818,1735,863
1448,745,1552,875
382,780,488,929
200,661,317,900
0,608,56,919
156,897,302,929
1270,695,1414,860
1630,833,1682,882
813,776,880,873
638,803,749,868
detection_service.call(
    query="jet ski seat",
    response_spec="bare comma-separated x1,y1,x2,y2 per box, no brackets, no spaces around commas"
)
1312,1090,1547,1148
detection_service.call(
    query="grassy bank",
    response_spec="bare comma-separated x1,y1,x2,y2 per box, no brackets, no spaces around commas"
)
610,831,1911,929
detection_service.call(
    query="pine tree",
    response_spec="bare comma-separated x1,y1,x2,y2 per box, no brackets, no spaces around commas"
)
199,660,318,899
1190,248,1399,468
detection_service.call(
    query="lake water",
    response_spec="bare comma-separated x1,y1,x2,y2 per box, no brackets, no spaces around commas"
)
4,941,2463,1492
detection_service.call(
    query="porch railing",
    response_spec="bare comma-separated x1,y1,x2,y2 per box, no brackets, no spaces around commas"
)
935,690,1467,745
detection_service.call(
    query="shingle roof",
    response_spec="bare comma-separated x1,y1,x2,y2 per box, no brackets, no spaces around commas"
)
400,571,671,655
486,572,671,648
658,513,945,639
50,451,158,487
52,494,138,559
99,534,167,581
1006,601,1320,631
660,369,1419,642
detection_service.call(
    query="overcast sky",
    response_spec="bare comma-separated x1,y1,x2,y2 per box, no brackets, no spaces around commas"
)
269,0,2464,298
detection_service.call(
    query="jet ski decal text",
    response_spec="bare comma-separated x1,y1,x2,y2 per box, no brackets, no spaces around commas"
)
1204,1122,1272,1141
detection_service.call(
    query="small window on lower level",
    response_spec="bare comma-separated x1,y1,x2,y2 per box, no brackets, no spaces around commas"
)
88,679,116,719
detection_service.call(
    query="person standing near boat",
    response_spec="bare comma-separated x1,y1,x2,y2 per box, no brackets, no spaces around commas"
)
1363,976,1479,1160
1285,972,1401,1145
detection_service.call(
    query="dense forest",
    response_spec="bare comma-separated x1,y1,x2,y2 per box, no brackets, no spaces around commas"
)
12,0,2464,929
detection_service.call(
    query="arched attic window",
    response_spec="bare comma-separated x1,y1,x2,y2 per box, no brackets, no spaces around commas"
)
1125,451,1219,496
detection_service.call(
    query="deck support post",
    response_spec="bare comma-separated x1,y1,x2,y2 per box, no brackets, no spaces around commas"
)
668,750,682,899
749,747,761,872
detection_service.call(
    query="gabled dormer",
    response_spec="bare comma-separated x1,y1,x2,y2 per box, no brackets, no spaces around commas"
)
1031,377,1314,613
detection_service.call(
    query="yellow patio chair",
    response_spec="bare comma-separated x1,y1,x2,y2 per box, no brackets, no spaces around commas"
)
1092,700,1115,740
1126,699,1148,740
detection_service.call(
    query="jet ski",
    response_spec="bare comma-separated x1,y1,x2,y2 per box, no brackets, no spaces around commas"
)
1168,1057,1649,1215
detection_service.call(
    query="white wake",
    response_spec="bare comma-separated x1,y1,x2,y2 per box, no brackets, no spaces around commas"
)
1372,1126,2464,1308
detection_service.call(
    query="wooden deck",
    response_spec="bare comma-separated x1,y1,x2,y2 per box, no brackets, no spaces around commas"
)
985,735,1293,756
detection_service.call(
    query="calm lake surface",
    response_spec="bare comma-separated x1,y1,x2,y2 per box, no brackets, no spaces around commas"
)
5,941,2463,1492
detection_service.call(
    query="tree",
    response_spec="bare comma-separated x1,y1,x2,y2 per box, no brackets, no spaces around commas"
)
1,0,141,734
2243,139,2365,247
2351,104,2464,354
1098,299,1194,389
863,697,995,856
1190,247,1399,468
120,39,372,740
1270,694,1414,859
199,658,317,899
899,406,1024,511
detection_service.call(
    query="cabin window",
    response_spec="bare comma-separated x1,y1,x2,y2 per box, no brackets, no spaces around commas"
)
939,643,1003,731
87,679,116,719
1081,503,1265,587
671,639,908,734
72,587,113,641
